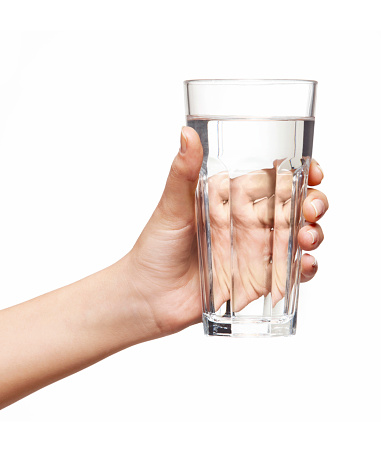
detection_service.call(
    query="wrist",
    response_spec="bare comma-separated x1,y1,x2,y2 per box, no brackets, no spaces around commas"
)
100,253,164,350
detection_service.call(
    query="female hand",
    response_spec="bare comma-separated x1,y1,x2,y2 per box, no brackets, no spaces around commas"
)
127,127,328,336
0,126,328,409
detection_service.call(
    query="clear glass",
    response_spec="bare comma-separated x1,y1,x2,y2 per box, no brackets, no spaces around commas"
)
184,79,317,337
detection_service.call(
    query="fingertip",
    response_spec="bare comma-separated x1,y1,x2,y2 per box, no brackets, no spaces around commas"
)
159,127,204,222
181,126,202,150
180,127,188,154
298,224,324,251
300,253,318,282
302,253,317,269
316,163,324,179
303,190,328,222
308,160,324,186
178,126,203,181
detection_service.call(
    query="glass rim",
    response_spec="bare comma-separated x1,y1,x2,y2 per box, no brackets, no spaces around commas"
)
184,78,317,85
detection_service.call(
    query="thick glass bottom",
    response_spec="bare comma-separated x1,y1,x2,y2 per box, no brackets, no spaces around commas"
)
203,313,297,338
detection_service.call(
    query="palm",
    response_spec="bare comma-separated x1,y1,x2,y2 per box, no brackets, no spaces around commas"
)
208,168,294,313
131,209,202,334
128,126,326,338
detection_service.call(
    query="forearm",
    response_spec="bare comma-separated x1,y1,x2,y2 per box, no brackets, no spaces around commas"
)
0,254,159,409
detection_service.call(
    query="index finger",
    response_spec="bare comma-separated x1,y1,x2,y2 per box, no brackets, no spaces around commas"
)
308,159,324,186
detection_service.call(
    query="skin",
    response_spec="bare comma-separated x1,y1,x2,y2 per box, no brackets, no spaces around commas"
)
0,127,328,409
208,162,308,311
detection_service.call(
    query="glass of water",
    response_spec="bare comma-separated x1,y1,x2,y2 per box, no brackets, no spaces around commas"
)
184,79,317,337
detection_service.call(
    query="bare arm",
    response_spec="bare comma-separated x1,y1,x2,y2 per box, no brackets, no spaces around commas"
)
0,127,327,409
0,256,159,409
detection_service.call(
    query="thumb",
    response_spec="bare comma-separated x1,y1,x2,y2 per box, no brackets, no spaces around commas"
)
158,126,203,225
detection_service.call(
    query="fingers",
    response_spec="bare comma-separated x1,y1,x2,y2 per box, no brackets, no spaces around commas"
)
298,223,324,251
300,253,318,283
308,159,324,186
158,126,203,224
299,161,326,284
303,188,329,223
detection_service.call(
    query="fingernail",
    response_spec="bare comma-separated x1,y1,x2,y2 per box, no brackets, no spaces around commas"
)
305,253,318,268
316,163,324,179
180,127,188,154
307,229,318,245
311,199,325,218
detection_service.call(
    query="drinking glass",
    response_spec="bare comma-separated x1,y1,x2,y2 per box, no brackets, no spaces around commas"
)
184,79,317,337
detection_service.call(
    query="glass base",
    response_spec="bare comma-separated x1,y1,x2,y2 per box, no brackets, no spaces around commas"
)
203,313,297,338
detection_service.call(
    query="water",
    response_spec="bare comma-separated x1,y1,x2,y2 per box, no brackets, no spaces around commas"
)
187,117,314,336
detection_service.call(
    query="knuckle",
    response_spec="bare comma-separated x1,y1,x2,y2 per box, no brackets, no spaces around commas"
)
170,160,183,179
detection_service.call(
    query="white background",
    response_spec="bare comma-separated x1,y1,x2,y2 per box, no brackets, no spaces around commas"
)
0,3,380,450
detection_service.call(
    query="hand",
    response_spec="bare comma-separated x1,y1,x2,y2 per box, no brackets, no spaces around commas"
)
127,127,328,336
0,126,328,408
